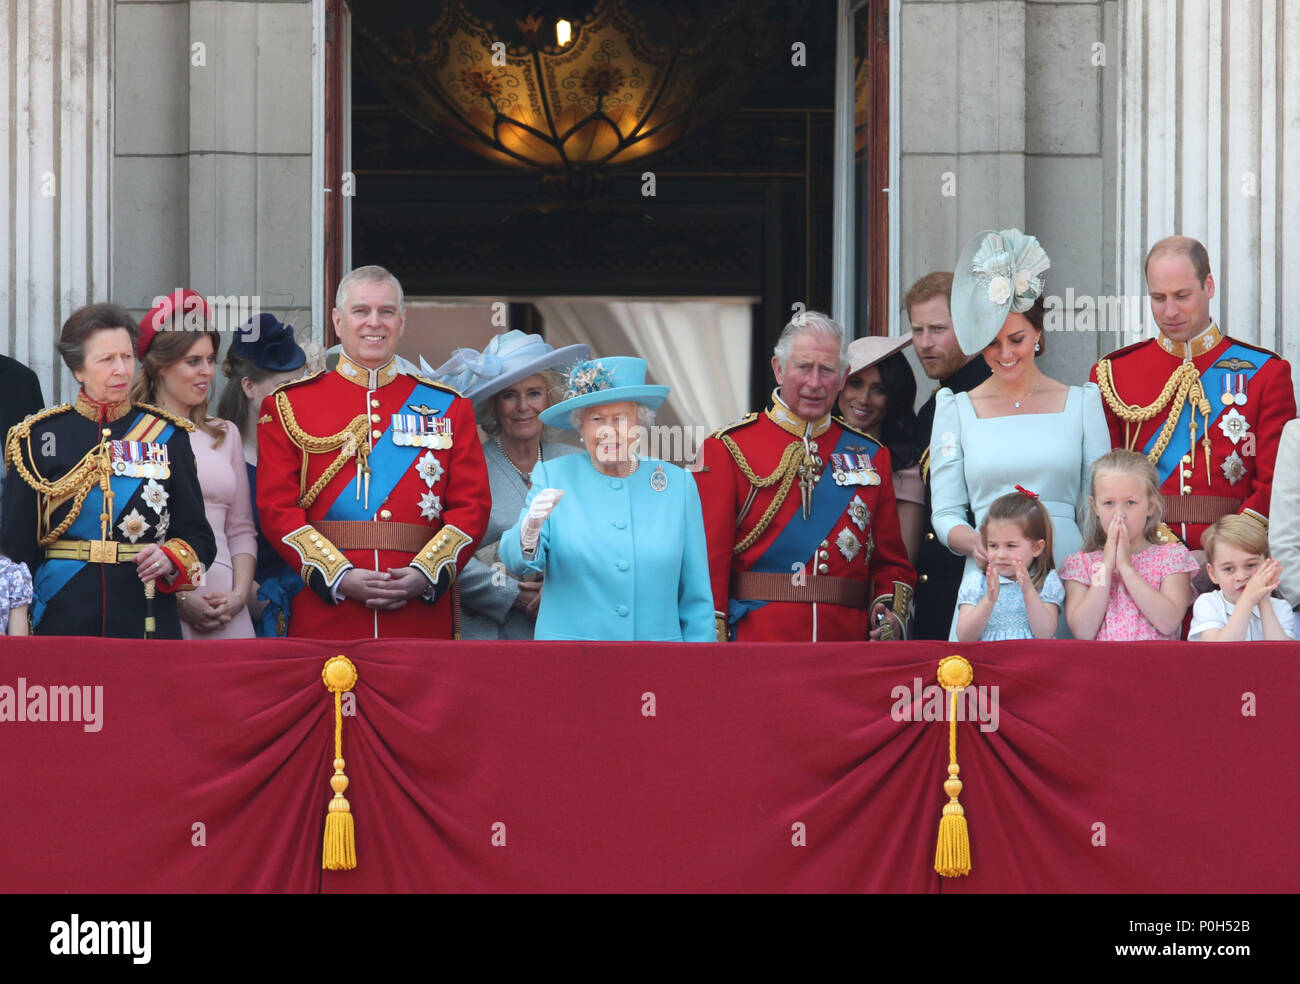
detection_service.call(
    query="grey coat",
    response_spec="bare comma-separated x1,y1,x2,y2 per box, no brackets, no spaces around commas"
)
458,438,581,640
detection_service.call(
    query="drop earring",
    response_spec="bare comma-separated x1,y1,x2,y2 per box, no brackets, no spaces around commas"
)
1034,341,1041,353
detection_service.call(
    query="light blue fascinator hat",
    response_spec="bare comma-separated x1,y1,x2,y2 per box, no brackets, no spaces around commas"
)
950,229,1051,355
423,330,589,404
538,357,670,429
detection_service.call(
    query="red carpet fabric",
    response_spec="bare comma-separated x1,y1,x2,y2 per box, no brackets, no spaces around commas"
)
1,638,1295,893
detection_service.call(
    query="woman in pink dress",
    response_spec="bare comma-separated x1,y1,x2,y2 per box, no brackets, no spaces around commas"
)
130,292,257,639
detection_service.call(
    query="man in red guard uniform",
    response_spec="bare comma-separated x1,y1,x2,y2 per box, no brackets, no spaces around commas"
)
257,265,490,639
697,311,915,642
1090,237,1295,559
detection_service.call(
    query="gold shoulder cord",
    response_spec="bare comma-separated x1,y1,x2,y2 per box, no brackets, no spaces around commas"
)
1095,359,1213,481
720,434,807,554
134,402,196,432
274,390,372,508
5,407,115,545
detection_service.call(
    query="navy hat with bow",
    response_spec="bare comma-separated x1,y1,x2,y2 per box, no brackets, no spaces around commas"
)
229,313,306,372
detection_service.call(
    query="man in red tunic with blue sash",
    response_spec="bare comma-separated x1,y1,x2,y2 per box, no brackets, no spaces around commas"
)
1090,237,1295,556
697,312,915,642
257,266,490,639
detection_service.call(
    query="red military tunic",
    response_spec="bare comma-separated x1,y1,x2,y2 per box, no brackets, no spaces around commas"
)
696,394,915,641
257,353,490,640
1090,323,1295,550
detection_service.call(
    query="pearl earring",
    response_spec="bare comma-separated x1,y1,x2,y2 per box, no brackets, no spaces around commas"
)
1034,341,1041,353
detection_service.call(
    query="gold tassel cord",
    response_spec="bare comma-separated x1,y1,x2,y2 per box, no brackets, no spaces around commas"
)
321,655,359,870
1095,359,1206,465
934,654,973,878
719,436,811,553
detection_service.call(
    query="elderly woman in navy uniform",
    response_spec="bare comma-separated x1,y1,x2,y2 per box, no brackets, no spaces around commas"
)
0,303,215,637
499,357,715,642
431,330,588,640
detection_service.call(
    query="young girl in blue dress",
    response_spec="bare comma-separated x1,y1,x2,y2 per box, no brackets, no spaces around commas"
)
955,486,1064,641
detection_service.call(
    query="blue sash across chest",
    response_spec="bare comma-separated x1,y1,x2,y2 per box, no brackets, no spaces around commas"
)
32,413,175,625
728,427,871,624
1143,343,1267,486
322,381,454,521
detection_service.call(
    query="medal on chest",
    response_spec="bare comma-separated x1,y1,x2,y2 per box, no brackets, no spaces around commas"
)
110,440,171,479
392,407,454,449
831,448,881,487
1220,372,1249,407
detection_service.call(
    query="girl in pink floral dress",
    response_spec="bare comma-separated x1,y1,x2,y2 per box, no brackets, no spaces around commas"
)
1062,450,1199,640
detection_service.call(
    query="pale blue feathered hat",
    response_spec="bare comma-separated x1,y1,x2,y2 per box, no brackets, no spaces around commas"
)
950,229,1051,355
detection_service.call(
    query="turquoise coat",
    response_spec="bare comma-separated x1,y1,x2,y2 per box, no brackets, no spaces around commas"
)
499,454,715,642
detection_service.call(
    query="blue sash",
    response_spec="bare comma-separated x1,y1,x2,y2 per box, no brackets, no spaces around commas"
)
729,427,874,625
1143,343,1267,486
32,414,175,626
322,382,454,522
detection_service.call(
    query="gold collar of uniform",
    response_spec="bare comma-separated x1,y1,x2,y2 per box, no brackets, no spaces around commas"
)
765,390,832,439
335,353,399,390
73,391,132,423
1157,321,1223,361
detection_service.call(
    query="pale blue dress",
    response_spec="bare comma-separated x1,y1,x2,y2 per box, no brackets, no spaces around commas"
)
499,454,715,642
956,569,1066,640
929,382,1111,641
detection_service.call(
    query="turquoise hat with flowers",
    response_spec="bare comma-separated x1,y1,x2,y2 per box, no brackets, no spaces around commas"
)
538,357,670,429
950,229,1051,355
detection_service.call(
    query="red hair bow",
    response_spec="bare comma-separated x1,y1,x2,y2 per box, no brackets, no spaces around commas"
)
1014,484,1038,499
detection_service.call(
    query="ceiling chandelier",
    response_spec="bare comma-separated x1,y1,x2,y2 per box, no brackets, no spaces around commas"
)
354,0,807,198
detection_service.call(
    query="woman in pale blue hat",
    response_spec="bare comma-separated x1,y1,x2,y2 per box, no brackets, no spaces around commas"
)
431,330,589,640
929,229,1110,640
498,357,715,642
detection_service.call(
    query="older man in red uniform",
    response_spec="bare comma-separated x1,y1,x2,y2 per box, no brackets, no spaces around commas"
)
257,265,489,639
1090,237,1294,555
697,312,915,642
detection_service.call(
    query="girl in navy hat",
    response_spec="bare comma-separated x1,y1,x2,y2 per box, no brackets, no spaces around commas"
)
216,313,308,636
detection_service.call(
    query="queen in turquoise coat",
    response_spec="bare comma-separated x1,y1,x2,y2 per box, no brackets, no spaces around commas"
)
499,357,715,642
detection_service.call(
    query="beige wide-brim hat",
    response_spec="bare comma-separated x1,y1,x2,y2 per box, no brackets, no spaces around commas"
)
846,335,912,377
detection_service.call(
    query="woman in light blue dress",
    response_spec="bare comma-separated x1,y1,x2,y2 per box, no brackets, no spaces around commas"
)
499,357,715,642
929,229,1111,640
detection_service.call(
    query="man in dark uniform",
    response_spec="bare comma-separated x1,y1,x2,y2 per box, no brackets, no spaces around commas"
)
908,272,993,640
1,304,215,637
0,353,45,531
0,354,44,450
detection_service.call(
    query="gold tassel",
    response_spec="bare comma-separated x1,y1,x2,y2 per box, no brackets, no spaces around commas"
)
321,655,359,870
934,655,973,878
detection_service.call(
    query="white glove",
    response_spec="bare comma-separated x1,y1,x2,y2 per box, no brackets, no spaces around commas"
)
521,488,564,555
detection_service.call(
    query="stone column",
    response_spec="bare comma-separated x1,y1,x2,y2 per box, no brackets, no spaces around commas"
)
112,0,316,346
1,0,112,403
1117,0,1300,395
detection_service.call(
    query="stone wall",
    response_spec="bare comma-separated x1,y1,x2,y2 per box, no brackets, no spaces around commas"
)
112,0,316,365
898,0,1119,388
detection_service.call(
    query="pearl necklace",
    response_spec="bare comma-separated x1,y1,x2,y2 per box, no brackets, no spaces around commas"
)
497,436,542,487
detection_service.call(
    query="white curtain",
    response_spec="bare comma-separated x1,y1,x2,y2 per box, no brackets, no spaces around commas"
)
534,299,752,437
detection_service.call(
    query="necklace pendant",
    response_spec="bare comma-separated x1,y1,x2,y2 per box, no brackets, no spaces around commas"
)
1013,400,1022,409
